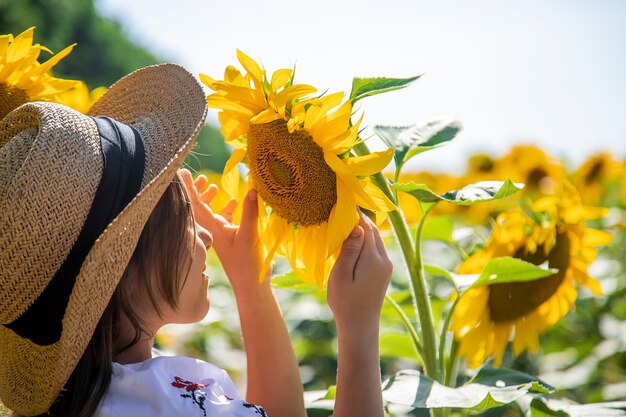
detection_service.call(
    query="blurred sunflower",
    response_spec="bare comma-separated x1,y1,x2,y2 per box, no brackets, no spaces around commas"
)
202,51,395,287
55,81,107,114
0,27,79,119
494,145,566,196
450,183,611,368
571,152,622,206
466,153,497,180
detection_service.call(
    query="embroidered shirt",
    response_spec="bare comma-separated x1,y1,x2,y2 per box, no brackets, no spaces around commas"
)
96,355,267,417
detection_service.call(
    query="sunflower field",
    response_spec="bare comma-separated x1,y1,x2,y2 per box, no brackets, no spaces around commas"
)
1,25,626,417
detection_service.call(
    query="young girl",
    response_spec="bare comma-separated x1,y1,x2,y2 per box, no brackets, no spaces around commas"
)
0,63,392,417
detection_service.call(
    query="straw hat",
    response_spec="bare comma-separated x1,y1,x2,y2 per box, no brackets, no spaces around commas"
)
0,63,207,415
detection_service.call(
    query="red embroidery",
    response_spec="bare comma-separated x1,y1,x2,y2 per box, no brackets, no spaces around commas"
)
171,376,207,392
171,376,207,416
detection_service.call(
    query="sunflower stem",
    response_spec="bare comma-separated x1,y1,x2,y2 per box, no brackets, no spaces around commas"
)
353,142,439,382
444,339,459,387
412,201,440,381
438,296,460,382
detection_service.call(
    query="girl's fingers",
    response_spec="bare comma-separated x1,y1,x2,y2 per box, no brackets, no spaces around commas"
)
221,198,238,223
371,224,387,257
359,213,377,257
200,184,219,205
237,189,259,242
193,174,209,193
180,170,220,230
332,225,364,283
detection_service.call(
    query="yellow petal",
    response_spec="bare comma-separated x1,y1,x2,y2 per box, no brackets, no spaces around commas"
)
221,149,246,197
207,94,255,116
583,228,612,246
199,73,217,90
218,110,250,141
323,113,363,154
314,222,329,289
272,84,317,116
236,49,264,85
250,108,282,124
30,43,76,76
344,148,394,177
270,68,293,92
309,100,352,141
327,180,359,256
210,82,265,112
492,324,511,367
259,216,288,282
356,178,397,212
224,65,248,86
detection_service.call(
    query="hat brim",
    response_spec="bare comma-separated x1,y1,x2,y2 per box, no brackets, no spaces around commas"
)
0,63,207,415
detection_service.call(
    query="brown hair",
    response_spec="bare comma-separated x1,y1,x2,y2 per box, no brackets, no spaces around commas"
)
39,172,195,417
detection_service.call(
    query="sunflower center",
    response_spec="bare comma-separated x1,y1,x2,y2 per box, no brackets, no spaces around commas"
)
526,167,549,189
247,119,337,226
585,161,603,184
0,83,29,120
488,233,570,323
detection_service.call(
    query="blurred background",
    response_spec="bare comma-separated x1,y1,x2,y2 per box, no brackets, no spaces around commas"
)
2,0,624,173
2,1,625,416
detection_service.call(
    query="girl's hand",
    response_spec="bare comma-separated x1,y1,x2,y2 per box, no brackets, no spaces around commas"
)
179,170,266,294
327,213,393,335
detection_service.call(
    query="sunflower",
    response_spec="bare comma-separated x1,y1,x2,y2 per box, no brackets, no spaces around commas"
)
450,182,611,368
55,81,107,114
571,152,622,206
493,145,566,196
0,27,79,119
201,51,396,287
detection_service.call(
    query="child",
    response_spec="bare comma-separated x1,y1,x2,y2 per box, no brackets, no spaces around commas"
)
0,63,392,417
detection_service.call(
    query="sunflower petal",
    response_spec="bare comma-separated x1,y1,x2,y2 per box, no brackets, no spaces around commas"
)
221,149,246,197
327,180,359,256
250,108,282,124
344,148,394,177
207,95,255,116
273,84,317,116
271,68,293,92
236,49,264,85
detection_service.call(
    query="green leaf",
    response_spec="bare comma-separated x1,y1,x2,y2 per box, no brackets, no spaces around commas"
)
380,332,422,362
471,257,557,287
349,75,421,104
424,264,477,289
373,118,461,167
394,178,523,205
383,367,552,410
530,397,626,417
271,271,318,293
421,216,454,244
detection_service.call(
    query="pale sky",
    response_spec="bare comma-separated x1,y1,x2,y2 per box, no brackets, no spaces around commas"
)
97,0,626,173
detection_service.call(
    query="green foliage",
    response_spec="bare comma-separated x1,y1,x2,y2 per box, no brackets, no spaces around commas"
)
183,125,231,174
349,76,421,104
0,0,160,88
421,216,455,244
374,119,462,168
471,257,557,287
383,367,552,410
271,270,320,293
395,179,523,205
530,397,626,417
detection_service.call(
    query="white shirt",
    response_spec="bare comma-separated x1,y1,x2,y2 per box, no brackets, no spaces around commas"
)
96,356,267,417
